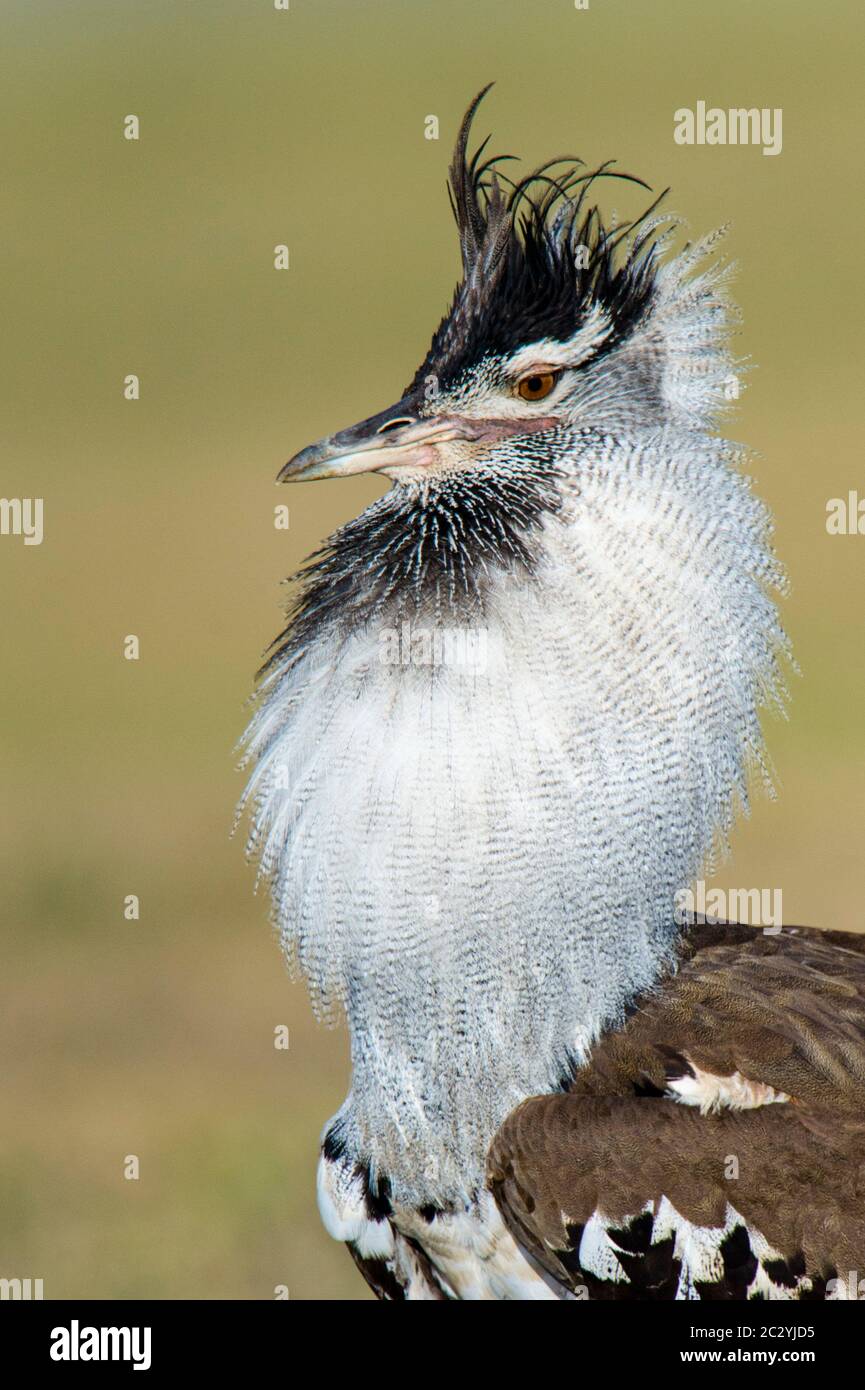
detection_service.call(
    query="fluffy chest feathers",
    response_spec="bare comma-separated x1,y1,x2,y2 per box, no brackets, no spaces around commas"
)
242,424,784,1206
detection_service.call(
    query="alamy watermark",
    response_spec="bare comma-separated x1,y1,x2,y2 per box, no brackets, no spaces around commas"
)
674,103,782,157
0,1276,43,1299
828,1271,865,1299
379,621,488,672
675,879,782,929
0,497,43,545
826,490,865,535
50,1321,151,1371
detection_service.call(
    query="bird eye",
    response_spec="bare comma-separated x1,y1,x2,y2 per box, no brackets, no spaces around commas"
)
517,371,558,402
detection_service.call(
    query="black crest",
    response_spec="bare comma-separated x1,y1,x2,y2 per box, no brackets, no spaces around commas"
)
408,85,667,393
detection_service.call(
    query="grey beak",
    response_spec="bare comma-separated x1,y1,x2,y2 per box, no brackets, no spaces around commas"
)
278,396,428,483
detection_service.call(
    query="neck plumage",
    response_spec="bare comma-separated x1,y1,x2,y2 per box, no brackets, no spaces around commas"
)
242,424,785,1208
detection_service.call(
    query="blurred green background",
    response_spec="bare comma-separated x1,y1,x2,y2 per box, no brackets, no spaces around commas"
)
1,0,862,1300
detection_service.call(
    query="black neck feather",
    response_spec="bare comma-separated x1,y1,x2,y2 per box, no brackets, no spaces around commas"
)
261,443,567,675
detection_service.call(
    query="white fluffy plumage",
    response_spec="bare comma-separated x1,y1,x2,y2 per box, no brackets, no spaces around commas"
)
240,235,787,1212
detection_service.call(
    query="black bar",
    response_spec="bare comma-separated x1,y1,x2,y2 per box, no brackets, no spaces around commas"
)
2,1297,860,1374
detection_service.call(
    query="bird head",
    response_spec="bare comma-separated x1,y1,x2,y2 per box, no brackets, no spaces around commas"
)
279,85,685,489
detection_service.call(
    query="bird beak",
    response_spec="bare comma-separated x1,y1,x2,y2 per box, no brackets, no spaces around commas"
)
278,397,464,484
277,398,558,483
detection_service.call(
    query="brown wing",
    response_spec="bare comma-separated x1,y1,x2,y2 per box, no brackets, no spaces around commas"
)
488,922,865,1299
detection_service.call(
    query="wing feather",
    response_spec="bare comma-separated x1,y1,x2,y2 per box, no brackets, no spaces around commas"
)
488,923,865,1299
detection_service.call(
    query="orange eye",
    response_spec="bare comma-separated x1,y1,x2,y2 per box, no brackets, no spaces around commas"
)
517,371,558,402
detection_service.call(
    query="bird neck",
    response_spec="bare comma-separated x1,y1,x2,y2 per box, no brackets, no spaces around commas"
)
244,429,785,1207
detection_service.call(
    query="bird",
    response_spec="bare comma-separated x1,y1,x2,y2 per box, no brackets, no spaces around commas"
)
240,87,865,1300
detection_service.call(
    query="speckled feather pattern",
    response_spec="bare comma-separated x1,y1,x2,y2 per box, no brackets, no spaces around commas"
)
241,238,787,1213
